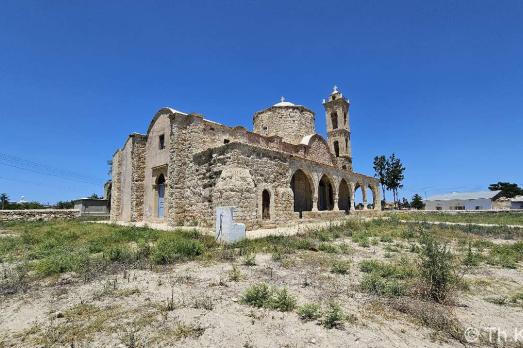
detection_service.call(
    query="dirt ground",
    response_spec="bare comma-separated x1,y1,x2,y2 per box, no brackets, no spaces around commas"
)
1,225,522,347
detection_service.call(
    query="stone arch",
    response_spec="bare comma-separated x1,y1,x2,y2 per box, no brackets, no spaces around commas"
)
354,182,364,210
290,169,314,215
318,174,334,211
257,185,275,221
338,178,351,213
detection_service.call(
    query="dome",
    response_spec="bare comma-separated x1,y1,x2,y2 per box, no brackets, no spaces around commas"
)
273,96,298,107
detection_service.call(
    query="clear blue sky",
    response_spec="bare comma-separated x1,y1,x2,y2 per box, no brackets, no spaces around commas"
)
1,0,522,204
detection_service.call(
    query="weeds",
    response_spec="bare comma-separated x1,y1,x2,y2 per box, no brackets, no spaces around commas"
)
241,283,296,312
242,254,257,266
419,233,456,303
330,260,350,274
228,264,242,282
297,303,322,321
322,302,346,329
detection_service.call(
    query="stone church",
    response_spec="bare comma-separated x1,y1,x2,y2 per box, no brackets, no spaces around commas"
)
110,87,380,229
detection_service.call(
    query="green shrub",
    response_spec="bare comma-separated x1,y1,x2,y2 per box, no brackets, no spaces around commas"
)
297,303,322,321
228,265,242,282
104,244,132,262
330,260,350,274
359,259,381,273
463,242,481,267
380,235,394,243
241,283,296,311
269,287,296,312
360,273,406,296
322,302,346,329
241,283,273,308
419,234,455,303
318,243,339,254
242,253,257,266
34,251,89,276
151,236,204,264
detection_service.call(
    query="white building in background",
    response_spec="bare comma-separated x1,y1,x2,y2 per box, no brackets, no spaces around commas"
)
424,191,503,211
511,196,523,209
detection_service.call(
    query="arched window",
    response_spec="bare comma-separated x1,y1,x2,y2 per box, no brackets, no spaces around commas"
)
333,141,340,157
330,112,338,129
262,190,270,220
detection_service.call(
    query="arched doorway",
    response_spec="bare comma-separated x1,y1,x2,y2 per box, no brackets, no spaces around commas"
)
262,189,270,220
338,179,351,212
157,174,166,219
291,169,313,215
318,175,334,211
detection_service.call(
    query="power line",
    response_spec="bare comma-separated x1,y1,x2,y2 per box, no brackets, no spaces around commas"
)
0,152,105,186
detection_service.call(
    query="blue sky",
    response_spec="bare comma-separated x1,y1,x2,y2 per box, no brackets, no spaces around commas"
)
0,0,522,204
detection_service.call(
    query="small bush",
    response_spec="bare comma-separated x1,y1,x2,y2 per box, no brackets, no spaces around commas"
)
298,303,322,321
318,243,339,254
241,283,273,308
242,253,257,266
361,273,406,296
322,302,346,329
462,242,481,267
228,265,242,282
330,260,350,274
269,287,296,312
419,234,455,303
105,244,132,262
359,259,381,273
241,283,296,311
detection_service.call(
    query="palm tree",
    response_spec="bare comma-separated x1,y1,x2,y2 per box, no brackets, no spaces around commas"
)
0,193,9,210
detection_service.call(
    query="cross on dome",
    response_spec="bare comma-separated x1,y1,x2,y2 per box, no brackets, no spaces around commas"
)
333,85,339,93
280,96,285,103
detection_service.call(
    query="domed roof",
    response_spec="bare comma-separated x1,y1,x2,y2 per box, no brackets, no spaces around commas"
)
273,96,298,107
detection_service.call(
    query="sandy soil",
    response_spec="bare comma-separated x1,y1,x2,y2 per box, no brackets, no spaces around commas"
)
1,234,522,347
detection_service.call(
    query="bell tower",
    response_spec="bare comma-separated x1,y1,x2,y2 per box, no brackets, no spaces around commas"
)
323,86,352,171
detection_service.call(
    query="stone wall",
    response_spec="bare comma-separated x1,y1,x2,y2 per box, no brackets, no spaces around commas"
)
253,105,316,145
110,150,122,221
130,136,146,222
0,209,80,221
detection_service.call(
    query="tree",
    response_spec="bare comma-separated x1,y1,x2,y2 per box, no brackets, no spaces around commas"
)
384,153,405,208
88,193,101,199
55,200,74,209
400,197,410,209
488,182,523,198
373,155,387,203
0,193,8,210
411,193,425,210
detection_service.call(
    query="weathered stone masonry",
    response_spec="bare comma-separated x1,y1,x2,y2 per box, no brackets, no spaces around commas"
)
110,87,381,229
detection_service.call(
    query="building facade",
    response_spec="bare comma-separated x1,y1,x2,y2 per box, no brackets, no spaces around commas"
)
110,87,381,229
424,191,502,211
